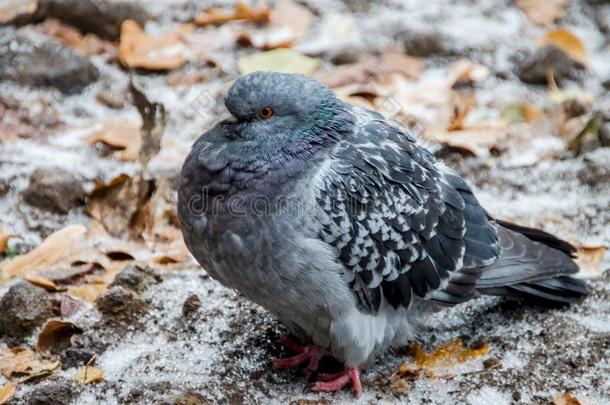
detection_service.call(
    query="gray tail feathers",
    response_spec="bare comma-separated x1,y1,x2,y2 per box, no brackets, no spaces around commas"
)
476,222,588,306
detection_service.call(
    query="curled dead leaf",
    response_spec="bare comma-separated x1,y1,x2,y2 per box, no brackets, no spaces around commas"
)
194,1,269,26
37,320,83,354
72,365,105,384
516,0,570,26
575,244,607,277
23,274,59,291
0,225,87,283
0,382,17,405
539,29,587,65
427,123,508,158
119,20,193,71
87,121,142,161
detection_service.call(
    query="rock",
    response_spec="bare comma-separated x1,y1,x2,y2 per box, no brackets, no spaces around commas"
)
0,282,54,344
517,45,584,85
34,0,152,40
182,294,201,318
174,392,207,405
22,168,85,214
112,263,161,294
60,347,96,369
95,286,147,326
0,178,9,197
27,380,80,405
0,33,99,94
395,29,448,57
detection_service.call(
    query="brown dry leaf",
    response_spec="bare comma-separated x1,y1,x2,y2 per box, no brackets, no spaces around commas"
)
554,393,585,405
539,29,587,65
239,0,312,49
86,174,154,238
379,51,426,81
37,320,83,354
448,59,490,87
575,245,607,277
0,348,60,380
87,120,141,161
37,19,116,58
194,1,269,26
72,365,105,384
395,339,490,379
427,123,508,157
0,224,87,283
23,274,59,291
119,20,193,71
448,93,476,131
0,0,36,24
516,0,570,26
0,382,17,405
67,283,108,302
0,227,11,255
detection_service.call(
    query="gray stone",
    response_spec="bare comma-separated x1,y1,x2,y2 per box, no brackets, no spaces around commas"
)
0,33,100,94
23,168,85,214
112,263,161,294
518,45,584,85
0,282,54,344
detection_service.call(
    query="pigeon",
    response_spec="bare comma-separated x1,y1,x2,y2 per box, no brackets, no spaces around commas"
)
177,71,588,397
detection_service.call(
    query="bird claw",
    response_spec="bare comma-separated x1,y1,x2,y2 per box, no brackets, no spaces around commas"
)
272,337,321,374
311,367,362,398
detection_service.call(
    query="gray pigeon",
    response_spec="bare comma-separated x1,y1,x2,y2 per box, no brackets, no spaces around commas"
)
178,71,587,397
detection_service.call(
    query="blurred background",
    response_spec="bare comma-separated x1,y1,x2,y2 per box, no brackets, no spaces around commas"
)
0,0,609,404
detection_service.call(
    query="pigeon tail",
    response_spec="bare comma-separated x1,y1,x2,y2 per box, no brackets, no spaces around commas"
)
475,223,588,306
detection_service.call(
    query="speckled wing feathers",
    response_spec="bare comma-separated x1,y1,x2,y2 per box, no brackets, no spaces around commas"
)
317,112,501,313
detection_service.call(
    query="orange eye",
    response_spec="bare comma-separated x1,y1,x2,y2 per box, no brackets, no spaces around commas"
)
259,107,273,118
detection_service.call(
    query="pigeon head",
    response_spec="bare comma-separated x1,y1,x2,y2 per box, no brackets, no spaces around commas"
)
222,72,350,147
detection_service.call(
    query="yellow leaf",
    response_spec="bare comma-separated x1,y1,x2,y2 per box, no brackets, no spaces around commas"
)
238,49,319,75
0,382,17,405
0,348,60,379
516,0,570,26
72,366,105,384
539,29,587,65
0,225,87,283
119,20,193,71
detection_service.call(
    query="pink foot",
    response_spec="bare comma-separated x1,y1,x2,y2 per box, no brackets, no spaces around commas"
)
311,367,362,398
272,337,322,377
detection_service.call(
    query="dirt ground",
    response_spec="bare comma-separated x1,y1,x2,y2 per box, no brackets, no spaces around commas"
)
1,0,609,404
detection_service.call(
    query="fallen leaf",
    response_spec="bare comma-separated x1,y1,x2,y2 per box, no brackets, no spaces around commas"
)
554,393,585,405
0,227,12,255
238,49,320,75
0,0,36,24
448,59,490,87
37,320,83,354
194,1,269,26
539,29,587,65
67,283,108,302
427,123,508,157
501,103,545,124
575,244,607,277
239,1,312,49
72,365,105,384
566,113,603,154
119,20,193,71
86,174,154,239
0,225,87,283
23,274,59,291
0,348,60,380
395,339,490,379
87,120,141,161
36,18,116,58
516,0,570,26
130,80,167,169
0,382,17,405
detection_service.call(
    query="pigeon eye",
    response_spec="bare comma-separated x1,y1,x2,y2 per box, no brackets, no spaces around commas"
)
259,107,273,119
